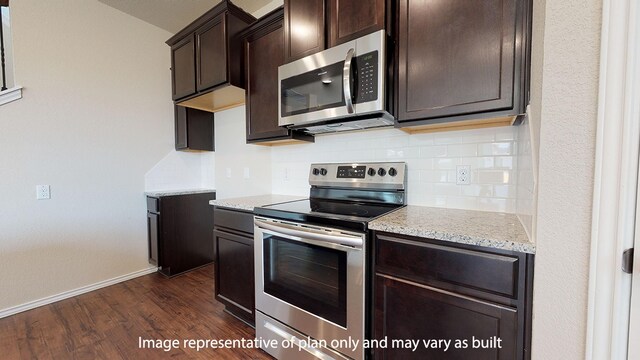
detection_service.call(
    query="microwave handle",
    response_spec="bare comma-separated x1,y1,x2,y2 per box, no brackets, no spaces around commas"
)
343,48,355,114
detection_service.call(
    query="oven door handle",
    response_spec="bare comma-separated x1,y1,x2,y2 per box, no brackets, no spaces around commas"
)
255,219,363,248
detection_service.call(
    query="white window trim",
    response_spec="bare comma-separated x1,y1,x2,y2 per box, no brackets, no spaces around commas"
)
0,85,22,106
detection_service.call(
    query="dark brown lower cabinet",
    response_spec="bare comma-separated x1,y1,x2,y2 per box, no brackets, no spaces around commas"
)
375,275,518,359
373,232,533,360
213,207,255,325
146,192,216,277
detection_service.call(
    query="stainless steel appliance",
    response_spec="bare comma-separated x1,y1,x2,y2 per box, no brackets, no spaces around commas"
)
278,30,392,134
254,162,406,360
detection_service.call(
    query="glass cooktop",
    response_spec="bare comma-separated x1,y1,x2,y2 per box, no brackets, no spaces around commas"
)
254,198,403,232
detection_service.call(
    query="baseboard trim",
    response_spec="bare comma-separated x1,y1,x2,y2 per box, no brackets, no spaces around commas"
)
0,266,158,319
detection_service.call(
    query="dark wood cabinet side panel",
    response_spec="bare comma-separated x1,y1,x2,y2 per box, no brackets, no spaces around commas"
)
328,0,385,47
396,0,517,121
246,19,290,140
375,275,519,360
158,193,215,277
147,212,159,266
284,0,325,62
174,106,188,150
196,15,228,92
171,36,196,100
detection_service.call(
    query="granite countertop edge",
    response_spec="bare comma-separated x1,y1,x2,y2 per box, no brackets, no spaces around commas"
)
144,189,216,197
369,207,536,254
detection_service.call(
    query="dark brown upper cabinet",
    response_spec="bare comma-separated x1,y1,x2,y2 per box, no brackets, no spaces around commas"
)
243,8,314,145
171,36,196,100
175,105,215,151
284,0,387,63
394,0,532,133
284,0,325,63
327,0,386,47
167,0,255,113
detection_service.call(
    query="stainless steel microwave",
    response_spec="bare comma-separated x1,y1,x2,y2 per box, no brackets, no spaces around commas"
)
278,30,393,134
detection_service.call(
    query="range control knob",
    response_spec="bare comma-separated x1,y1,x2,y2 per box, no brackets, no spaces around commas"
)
320,168,328,176
388,167,397,177
367,168,376,176
378,168,387,176
312,168,320,176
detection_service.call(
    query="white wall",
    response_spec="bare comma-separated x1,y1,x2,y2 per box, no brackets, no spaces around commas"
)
144,151,215,191
0,0,174,311
530,0,602,358
213,106,272,199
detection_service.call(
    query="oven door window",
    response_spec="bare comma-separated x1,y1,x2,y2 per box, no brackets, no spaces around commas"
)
281,61,345,117
263,235,347,327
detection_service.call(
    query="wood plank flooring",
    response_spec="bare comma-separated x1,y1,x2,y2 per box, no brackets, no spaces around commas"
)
0,265,272,359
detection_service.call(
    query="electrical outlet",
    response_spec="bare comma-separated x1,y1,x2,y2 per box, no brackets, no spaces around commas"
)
243,167,250,179
456,166,471,185
226,168,232,178
284,168,289,181
36,185,51,200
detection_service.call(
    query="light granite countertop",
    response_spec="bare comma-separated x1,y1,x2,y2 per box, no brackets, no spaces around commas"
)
145,189,216,197
209,194,306,212
369,205,535,254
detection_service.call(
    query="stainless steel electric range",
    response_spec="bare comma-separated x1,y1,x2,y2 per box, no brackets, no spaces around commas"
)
253,162,407,360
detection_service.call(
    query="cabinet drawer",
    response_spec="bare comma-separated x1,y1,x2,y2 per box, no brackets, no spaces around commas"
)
146,197,159,213
376,234,519,299
214,207,254,234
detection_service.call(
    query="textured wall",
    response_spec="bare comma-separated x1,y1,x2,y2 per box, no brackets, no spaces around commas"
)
0,0,174,311
531,0,602,358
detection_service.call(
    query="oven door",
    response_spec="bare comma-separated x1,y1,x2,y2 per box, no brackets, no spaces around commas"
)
254,217,365,359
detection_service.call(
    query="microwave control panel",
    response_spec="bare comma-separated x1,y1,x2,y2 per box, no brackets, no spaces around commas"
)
354,51,379,103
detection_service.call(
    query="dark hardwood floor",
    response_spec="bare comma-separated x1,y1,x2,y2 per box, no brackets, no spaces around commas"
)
0,265,272,359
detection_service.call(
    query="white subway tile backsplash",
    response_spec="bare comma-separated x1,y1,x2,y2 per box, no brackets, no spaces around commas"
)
447,143,478,157
494,156,514,169
477,142,514,156
271,125,523,213
434,158,460,169
433,134,465,145
493,185,516,198
420,170,450,183
419,145,448,158
461,184,494,197
478,170,512,184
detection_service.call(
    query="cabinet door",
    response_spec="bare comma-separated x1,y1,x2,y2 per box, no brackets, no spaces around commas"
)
396,0,517,122
284,0,325,63
186,108,215,151
171,35,196,100
245,18,290,141
147,212,159,266
375,275,519,359
328,0,385,47
196,14,228,92
174,106,188,150
214,229,254,324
